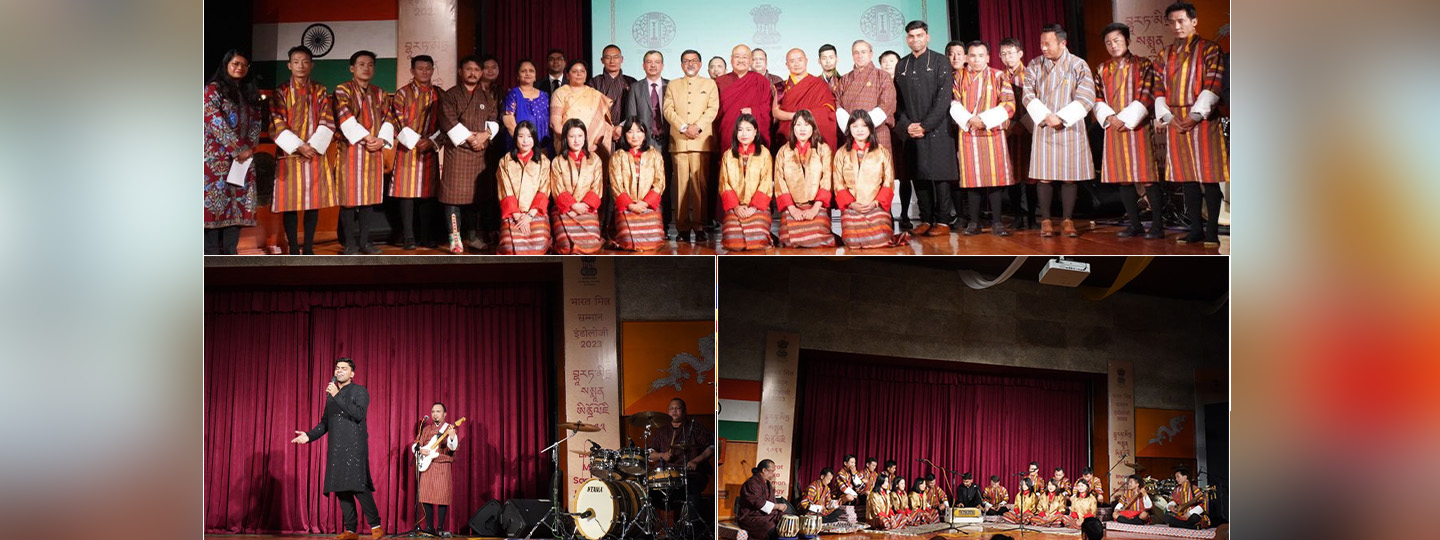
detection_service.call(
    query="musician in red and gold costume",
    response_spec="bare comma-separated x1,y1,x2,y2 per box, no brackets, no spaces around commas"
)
410,403,460,536
982,475,1010,516
1051,466,1074,496
834,454,865,504
801,468,843,520
1062,478,1099,528
1002,477,1039,524
1030,479,1068,527
1164,468,1210,529
1078,466,1105,503
1112,475,1153,525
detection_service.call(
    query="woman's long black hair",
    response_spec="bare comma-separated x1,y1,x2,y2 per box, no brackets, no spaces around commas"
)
510,120,539,160
787,109,820,150
559,118,590,159
616,115,651,153
843,108,878,149
729,113,763,158
208,49,260,107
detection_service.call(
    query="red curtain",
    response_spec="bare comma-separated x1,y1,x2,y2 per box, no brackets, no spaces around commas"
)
794,356,1089,498
481,0,587,91
977,0,1067,69
204,285,553,534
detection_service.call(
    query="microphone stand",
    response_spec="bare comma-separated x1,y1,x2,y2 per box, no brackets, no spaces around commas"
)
391,417,436,538
528,426,585,540
1002,472,1041,537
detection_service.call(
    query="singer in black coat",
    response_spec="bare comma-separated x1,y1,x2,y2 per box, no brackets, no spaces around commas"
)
305,381,375,494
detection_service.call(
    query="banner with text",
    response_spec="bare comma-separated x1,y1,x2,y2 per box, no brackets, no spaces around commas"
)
562,257,621,505
1108,359,1137,494
396,0,457,90
755,331,800,498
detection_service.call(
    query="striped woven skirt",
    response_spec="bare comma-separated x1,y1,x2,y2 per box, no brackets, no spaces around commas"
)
612,210,665,251
778,209,835,248
721,211,773,251
417,460,453,505
498,218,551,254
552,212,603,254
840,207,894,248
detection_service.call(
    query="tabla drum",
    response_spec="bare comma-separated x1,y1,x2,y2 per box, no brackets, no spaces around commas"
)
589,449,618,480
618,446,647,476
572,478,644,540
647,465,684,491
777,515,800,539
799,515,822,539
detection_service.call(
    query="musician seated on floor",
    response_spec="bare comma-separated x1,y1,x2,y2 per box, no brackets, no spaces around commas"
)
736,459,789,540
833,454,864,505
924,473,950,511
1112,475,1152,524
1164,467,1211,529
1002,477,1038,524
982,475,1010,515
800,468,844,521
954,472,983,509
906,477,939,524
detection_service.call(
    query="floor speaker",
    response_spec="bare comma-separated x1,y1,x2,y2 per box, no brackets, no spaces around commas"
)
502,498,554,537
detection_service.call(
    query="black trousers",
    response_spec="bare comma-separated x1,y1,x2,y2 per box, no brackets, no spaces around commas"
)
912,180,954,225
203,226,242,254
423,502,449,533
335,490,381,533
984,507,1008,516
1166,513,1203,529
898,179,914,225
339,206,376,250
1115,514,1148,525
282,209,320,254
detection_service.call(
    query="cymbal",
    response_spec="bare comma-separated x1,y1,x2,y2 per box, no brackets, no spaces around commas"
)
629,411,669,428
569,449,595,456
559,421,602,432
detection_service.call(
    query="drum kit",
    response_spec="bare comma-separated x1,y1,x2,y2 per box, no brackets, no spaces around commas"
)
557,411,704,540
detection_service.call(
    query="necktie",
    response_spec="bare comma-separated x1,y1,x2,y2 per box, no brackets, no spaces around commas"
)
650,82,661,133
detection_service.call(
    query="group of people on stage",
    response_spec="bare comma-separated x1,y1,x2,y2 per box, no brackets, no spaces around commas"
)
289,358,463,538
205,1,1227,254
736,456,1211,540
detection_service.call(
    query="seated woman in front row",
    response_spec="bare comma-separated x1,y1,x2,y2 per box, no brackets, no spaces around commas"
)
496,120,551,254
833,110,903,248
549,118,604,254
1003,477,1039,524
907,477,939,525
719,113,774,251
1030,478,1068,527
890,477,914,527
1062,478,1098,528
773,109,835,248
608,116,666,251
866,474,903,530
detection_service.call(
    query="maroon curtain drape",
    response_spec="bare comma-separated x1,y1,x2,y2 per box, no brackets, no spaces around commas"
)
481,0,587,91
978,0,1066,69
794,356,1089,498
204,285,552,534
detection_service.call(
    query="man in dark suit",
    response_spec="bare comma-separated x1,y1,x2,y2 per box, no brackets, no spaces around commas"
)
623,50,674,232
542,48,566,95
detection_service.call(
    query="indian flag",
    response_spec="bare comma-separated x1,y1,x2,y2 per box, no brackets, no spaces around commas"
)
719,378,761,442
251,0,399,92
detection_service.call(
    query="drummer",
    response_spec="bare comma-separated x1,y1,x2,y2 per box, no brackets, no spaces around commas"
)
645,398,714,525
800,468,844,522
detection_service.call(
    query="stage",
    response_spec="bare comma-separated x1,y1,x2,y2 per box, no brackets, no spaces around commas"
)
237,221,1226,256
717,522,1231,540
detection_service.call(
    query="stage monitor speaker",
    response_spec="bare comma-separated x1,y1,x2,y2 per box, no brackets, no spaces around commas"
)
502,498,553,537
468,499,504,536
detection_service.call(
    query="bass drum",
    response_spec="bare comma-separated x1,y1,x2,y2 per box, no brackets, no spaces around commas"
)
572,478,644,540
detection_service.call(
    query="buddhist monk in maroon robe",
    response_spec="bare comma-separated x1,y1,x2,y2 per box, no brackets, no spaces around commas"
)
717,44,775,152
773,48,839,150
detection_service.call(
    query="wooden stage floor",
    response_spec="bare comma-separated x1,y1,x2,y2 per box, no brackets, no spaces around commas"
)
717,523,1230,540
240,221,1227,256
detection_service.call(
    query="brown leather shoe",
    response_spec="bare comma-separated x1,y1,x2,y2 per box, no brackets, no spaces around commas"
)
1062,219,1078,237
334,532,359,540
927,223,950,236
1040,219,1056,237
371,525,385,539
911,223,931,235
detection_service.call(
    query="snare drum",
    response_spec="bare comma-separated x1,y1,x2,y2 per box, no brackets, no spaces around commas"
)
571,478,645,540
618,446,647,476
589,449,618,480
799,515,822,539
647,465,685,491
